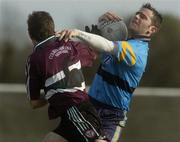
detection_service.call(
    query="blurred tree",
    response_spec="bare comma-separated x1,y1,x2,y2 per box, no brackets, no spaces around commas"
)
0,41,32,83
140,15,180,87
0,41,15,82
0,14,180,87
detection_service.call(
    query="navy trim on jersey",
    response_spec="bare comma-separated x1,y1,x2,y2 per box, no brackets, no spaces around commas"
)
97,65,135,94
127,35,151,42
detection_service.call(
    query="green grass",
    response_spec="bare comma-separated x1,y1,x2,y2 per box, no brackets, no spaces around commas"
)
120,96,180,142
0,93,180,142
0,93,58,142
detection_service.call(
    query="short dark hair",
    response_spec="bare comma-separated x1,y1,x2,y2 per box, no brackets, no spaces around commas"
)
27,11,55,42
142,3,163,28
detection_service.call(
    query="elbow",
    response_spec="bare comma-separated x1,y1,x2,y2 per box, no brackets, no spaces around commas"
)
103,42,115,53
104,47,114,53
30,100,40,109
30,103,38,109
29,99,47,109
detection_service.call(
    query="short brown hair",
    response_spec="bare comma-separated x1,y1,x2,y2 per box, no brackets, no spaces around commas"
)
27,11,55,42
142,3,163,28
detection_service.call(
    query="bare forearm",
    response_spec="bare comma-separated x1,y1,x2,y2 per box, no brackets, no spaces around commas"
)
30,99,48,109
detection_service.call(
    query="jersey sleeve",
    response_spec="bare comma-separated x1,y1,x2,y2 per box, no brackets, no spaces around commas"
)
113,41,137,66
25,56,41,100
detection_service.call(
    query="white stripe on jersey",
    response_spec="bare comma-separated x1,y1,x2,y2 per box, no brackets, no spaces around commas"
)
68,60,81,71
45,82,86,100
74,82,86,91
45,60,82,88
45,70,65,87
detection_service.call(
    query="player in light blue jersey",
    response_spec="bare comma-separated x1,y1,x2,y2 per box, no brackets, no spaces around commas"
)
56,3,163,142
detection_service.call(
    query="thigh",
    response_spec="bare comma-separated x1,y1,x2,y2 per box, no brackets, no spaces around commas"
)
103,121,123,142
42,132,68,142
98,108,127,142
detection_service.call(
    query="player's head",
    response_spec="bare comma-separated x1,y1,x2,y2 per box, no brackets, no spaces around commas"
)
129,3,163,37
27,11,55,42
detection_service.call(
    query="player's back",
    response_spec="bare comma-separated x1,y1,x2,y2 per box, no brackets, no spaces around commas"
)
28,36,89,118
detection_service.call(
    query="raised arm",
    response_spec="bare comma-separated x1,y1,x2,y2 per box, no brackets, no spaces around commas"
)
56,29,115,53
98,11,122,22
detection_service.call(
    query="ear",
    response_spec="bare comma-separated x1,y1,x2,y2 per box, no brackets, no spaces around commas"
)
150,25,158,34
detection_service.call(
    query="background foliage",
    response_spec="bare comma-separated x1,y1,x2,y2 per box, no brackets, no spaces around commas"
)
0,15,180,87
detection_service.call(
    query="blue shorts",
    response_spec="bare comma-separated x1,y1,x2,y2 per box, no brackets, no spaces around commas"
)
90,97,127,142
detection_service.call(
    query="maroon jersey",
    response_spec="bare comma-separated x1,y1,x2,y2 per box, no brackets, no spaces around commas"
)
25,36,96,119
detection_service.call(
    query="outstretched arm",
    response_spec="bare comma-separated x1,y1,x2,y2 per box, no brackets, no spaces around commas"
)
56,29,115,53
30,99,48,109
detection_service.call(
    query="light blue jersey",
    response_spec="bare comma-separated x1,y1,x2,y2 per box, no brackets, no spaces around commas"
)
89,38,149,111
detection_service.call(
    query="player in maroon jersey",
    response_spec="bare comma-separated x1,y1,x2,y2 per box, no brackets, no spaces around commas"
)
26,11,106,142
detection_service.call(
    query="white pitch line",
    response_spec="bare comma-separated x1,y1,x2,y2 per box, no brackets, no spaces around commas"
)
0,84,180,97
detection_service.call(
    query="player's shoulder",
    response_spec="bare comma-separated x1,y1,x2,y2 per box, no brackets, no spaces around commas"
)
122,39,146,48
26,53,37,66
27,48,43,66
68,40,88,48
67,40,93,54
113,40,135,49
67,40,97,67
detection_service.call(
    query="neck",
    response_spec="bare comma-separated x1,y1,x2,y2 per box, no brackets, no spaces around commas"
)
128,29,151,39
32,39,38,46
128,33,151,42
33,35,56,50
132,34,150,39
129,32,150,38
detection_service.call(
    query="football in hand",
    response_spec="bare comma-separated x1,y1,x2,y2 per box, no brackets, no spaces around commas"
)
98,20,128,41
